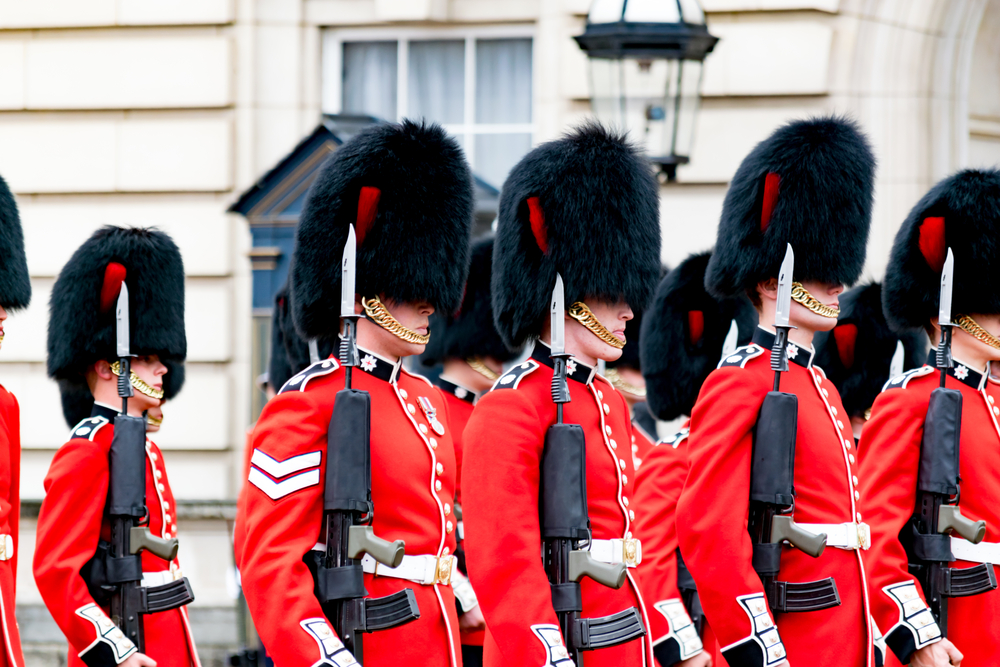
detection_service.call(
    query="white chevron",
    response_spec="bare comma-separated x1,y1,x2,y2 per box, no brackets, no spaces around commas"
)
248,467,320,501
250,448,321,479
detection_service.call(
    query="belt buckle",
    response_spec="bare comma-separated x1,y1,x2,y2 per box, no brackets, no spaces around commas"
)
622,538,640,567
435,555,455,585
857,523,871,551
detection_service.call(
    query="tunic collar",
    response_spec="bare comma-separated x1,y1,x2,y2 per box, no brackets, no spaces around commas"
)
435,377,477,404
91,402,120,422
356,346,402,383
531,341,597,385
752,326,815,369
925,350,988,391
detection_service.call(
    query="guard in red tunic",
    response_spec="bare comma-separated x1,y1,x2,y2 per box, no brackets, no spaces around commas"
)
236,120,473,667
0,174,33,667
418,236,522,667
635,252,757,667
859,169,1000,667
675,117,879,667
34,226,198,667
463,124,662,667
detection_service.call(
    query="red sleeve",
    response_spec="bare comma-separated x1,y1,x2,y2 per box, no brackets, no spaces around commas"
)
462,388,565,665
675,366,784,654
635,433,705,664
858,384,943,661
33,434,139,665
238,389,358,666
3,391,19,591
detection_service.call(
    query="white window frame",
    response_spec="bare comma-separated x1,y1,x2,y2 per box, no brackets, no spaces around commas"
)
322,24,537,168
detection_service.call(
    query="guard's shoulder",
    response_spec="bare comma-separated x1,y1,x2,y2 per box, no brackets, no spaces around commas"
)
69,415,111,442
656,425,690,449
717,344,765,370
399,367,434,388
278,357,341,394
881,365,935,392
488,359,541,392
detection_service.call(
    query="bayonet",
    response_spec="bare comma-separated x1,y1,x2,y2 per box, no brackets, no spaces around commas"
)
771,244,796,379
549,274,570,406
937,249,955,373
340,224,361,375
115,284,134,406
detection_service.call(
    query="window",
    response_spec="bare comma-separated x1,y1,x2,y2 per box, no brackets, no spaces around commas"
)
323,28,534,189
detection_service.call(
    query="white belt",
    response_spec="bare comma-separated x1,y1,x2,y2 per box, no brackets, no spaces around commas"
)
590,538,642,567
141,569,183,587
0,534,13,561
951,537,1000,565
360,553,457,586
799,522,871,551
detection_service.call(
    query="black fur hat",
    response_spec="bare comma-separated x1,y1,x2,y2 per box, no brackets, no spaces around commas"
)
420,237,518,367
883,169,1000,330
0,175,31,310
706,117,875,299
47,226,186,382
493,123,661,348
291,120,474,340
641,252,757,421
58,359,187,428
269,283,335,390
814,283,925,419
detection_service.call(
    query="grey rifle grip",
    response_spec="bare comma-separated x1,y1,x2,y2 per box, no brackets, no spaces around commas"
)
770,515,826,558
347,525,405,568
129,526,179,561
939,505,987,544
568,549,627,590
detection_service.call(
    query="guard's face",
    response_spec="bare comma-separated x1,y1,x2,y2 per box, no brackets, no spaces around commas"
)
371,297,435,359
0,304,7,350
790,280,844,333
569,299,633,363
959,313,1000,362
131,355,168,412
146,404,164,433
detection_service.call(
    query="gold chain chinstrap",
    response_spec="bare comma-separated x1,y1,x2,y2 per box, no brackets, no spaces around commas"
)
956,315,1000,351
466,358,500,382
604,367,646,398
109,361,165,400
791,283,840,319
362,295,431,345
568,302,626,349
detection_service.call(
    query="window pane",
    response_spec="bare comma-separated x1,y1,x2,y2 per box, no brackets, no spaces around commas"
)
342,41,398,121
475,39,532,124
408,40,465,124
475,133,532,187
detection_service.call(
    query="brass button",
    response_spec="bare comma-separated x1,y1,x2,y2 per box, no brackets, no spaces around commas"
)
444,504,451,516
407,404,416,415
628,510,635,521
605,425,612,436
436,463,444,474
609,439,617,450
446,521,454,534
854,491,860,501
419,424,428,434
399,388,408,399
430,437,438,449
618,459,626,470
621,474,628,484
603,403,610,415
622,497,629,507
832,406,838,416
849,454,855,464
435,480,442,491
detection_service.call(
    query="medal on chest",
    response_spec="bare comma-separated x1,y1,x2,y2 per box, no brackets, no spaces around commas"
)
418,396,446,436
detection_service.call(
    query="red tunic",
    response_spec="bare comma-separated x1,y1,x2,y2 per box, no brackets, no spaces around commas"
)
238,351,461,667
634,423,721,667
676,328,875,667
630,416,656,471
859,355,1000,664
435,377,485,647
463,343,653,667
33,403,199,667
0,387,24,667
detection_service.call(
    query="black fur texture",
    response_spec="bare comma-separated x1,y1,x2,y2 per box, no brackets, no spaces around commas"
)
493,122,661,348
47,226,186,382
706,116,875,298
883,168,1000,329
814,283,925,419
420,237,518,367
58,359,187,428
641,252,757,421
0,174,31,310
291,120,474,340
269,283,335,390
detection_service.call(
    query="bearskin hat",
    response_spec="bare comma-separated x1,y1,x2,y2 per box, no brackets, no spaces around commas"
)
493,122,661,348
269,283,335,390
814,283,925,420
642,252,757,421
58,359,186,428
0,174,31,310
420,236,518,367
291,120,474,340
47,226,186,382
883,169,1000,330
706,117,875,299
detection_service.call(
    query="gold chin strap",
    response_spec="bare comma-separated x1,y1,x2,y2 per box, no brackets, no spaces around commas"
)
568,302,626,349
956,315,1000,350
466,358,500,382
109,361,165,400
362,295,431,345
791,283,841,319
147,413,163,427
604,367,646,398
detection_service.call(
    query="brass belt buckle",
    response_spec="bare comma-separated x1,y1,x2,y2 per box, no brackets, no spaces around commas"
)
435,555,455,585
622,538,640,567
857,523,871,551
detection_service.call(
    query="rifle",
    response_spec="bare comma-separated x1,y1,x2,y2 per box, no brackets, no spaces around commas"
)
540,274,646,663
909,248,996,633
675,551,704,638
747,245,839,613
104,283,194,651
307,223,420,662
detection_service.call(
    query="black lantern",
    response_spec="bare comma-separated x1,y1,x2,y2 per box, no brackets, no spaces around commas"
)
575,0,718,181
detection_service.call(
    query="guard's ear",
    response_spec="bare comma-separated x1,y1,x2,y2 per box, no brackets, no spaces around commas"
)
356,186,381,246
833,323,858,369
527,197,548,254
760,172,780,232
100,262,127,314
688,310,705,346
918,216,946,273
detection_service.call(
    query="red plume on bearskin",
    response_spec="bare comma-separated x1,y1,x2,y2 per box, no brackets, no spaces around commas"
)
760,172,780,232
0,174,32,311
356,186,381,247
527,197,548,254
883,168,1000,330
687,311,705,346
47,226,186,382
832,323,857,369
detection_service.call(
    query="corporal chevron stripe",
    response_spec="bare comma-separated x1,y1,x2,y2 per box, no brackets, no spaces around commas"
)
248,467,320,501
250,449,322,478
